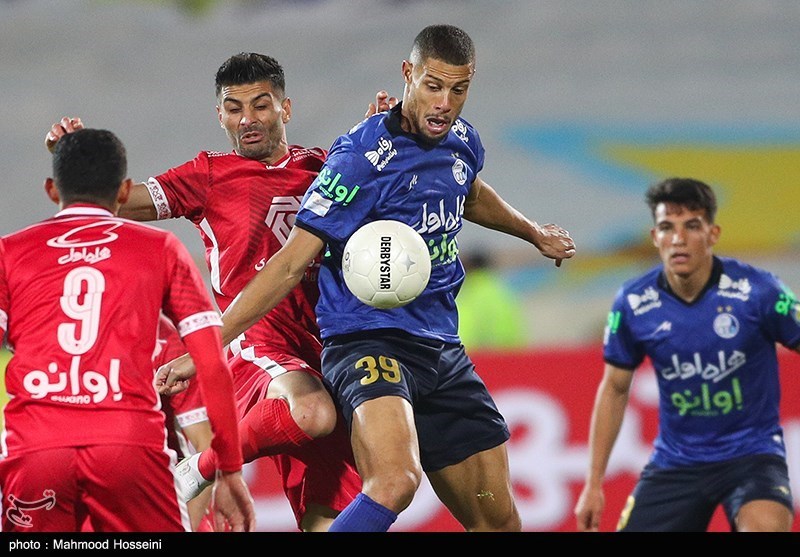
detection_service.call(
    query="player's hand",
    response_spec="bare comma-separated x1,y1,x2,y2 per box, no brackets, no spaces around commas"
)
154,352,196,396
365,90,398,118
534,223,576,268
45,117,84,153
210,470,256,532
574,483,604,532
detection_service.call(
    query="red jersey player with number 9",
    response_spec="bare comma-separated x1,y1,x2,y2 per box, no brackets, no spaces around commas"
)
0,129,254,532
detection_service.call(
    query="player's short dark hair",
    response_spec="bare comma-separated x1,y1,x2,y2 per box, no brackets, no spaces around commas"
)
52,128,127,205
411,24,475,67
215,52,285,98
645,177,718,223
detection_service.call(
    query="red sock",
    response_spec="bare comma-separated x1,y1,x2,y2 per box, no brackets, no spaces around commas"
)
197,398,312,479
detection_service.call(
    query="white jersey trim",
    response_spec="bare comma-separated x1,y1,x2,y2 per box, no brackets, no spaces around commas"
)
229,333,287,378
198,218,222,295
177,311,222,337
175,407,208,428
145,178,172,220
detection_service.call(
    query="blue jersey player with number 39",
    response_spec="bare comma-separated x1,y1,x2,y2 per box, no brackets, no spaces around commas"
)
575,177,800,532
160,24,577,531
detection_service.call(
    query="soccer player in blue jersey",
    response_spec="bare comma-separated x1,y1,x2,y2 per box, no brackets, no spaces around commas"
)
158,24,576,531
574,177,800,532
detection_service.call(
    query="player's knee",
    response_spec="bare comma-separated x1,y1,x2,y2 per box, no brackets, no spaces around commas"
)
288,391,338,438
462,491,521,532
364,468,422,514
736,500,793,532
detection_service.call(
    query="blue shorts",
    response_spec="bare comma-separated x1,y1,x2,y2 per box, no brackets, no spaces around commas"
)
617,453,793,531
321,329,510,472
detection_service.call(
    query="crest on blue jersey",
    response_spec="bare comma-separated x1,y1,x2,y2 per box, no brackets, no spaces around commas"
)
713,313,740,339
451,158,467,185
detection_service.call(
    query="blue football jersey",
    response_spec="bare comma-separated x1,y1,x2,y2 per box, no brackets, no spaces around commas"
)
295,104,484,342
604,256,800,467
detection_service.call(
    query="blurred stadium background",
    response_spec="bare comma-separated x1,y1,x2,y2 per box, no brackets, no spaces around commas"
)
1,0,799,531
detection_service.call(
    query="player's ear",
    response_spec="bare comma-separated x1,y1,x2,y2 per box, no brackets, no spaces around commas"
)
216,105,224,128
402,60,414,84
116,178,133,206
708,223,721,246
44,178,60,205
282,97,292,123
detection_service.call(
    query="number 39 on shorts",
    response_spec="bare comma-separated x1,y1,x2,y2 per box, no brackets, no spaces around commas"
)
356,355,402,385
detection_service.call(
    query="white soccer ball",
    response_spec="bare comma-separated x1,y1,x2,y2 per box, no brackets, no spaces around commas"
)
342,219,431,309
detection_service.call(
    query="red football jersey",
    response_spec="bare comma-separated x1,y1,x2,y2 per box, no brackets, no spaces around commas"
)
145,146,325,362
0,206,220,456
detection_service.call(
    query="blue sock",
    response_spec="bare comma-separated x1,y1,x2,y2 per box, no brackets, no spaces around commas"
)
328,493,398,532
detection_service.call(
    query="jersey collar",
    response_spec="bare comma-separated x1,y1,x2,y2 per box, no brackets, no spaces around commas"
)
657,256,723,300
54,204,115,218
384,102,447,149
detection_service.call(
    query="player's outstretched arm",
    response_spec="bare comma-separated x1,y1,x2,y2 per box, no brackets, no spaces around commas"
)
219,226,325,346
574,364,633,532
463,176,576,267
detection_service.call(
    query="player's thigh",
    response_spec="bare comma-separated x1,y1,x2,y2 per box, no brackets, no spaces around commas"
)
78,444,187,532
721,454,794,531
414,342,510,473
426,443,520,532
0,448,81,532
618,464,716,532
229,349,325,414
350,396,420,482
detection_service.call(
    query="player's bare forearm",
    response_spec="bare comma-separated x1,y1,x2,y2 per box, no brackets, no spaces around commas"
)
220,227,324,345
575,368,631,532
464,177,576,266
585,367,632,484
118,183,159,221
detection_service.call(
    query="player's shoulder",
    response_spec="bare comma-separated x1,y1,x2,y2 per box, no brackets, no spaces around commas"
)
717,255,765,278
288,145,327,170
288,145,326,160
114,217,181,244
717,256,784,295
452,114,479,138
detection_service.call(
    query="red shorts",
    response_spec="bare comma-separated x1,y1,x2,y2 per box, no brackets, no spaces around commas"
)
228,345,362,529
0,445,188,532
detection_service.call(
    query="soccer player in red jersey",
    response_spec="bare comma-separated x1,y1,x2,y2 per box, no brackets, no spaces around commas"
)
45,54,393,531
0,129,255,532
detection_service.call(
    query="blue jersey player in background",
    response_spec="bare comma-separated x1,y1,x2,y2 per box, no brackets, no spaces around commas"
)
167,24,576,531
575,177,800,532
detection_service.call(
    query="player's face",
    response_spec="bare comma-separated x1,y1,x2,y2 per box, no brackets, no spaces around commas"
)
651,202,720,279
216,81,291,164
400,56,474,143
